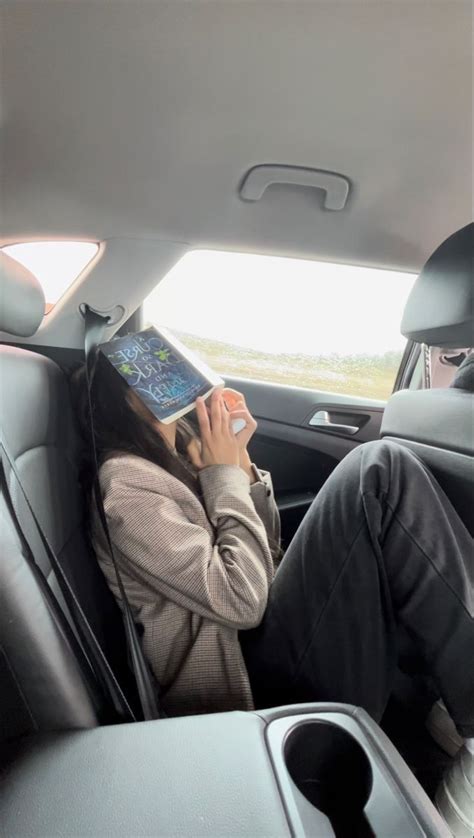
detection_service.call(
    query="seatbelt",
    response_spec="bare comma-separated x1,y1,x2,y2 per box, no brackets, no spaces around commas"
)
83,305,161,721
421,343,432,389
0,441,136,723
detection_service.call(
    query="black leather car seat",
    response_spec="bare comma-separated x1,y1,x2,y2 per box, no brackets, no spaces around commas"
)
381,223,473,535
0,253,132,743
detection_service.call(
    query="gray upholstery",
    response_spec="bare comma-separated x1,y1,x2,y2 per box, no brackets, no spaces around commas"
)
381,388,473,457
0,491,99,735
0,252,45,337
0,345,101,736
401,222,474,348
0,332,131,739
451,352,474,391
0,706,447,838
0,712,290,837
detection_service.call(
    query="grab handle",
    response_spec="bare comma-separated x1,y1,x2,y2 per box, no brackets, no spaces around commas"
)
239,165,350,210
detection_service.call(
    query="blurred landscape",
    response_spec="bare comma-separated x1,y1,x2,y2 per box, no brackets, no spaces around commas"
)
173,330,401,401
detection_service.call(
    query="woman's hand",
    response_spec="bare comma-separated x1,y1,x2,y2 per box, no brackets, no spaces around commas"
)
222,388,258,481
222,389,258,451
190,389,240,469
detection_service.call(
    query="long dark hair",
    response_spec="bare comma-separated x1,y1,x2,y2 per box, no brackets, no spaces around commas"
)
70,349,201,499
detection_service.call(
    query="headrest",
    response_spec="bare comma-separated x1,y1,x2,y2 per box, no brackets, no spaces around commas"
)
401,223,473,348
451,352,474,392
0,251,45,337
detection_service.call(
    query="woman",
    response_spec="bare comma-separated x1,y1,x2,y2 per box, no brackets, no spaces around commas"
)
72,351,473,734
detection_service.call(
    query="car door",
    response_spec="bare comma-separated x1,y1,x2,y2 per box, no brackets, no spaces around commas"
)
226,376,385,547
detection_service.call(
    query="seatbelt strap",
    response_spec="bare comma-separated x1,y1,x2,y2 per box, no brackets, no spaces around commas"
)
0,440,136,723
421,343,432,389
83,305,161,721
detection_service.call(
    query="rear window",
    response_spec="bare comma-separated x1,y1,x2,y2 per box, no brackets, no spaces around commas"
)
2,241,99,313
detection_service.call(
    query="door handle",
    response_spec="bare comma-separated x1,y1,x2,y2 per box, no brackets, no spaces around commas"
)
308,410,359,435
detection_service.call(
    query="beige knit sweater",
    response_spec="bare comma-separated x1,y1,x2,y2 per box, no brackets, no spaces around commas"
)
92,453,280,716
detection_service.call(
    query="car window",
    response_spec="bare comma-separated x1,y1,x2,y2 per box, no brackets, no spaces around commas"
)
2,241,99,313
144,250,415,400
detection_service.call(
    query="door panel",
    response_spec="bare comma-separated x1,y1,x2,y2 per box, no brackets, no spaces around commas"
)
225,376,385,546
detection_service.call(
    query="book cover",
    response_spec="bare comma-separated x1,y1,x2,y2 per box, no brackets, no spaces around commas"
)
99,326,224,424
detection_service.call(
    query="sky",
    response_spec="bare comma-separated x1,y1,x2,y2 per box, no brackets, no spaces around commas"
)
145,250,416,357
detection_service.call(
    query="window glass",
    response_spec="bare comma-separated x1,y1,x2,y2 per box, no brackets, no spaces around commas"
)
2,241,99,313
144,250,416,400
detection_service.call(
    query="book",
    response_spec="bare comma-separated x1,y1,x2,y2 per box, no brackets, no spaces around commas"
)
99,326,224,424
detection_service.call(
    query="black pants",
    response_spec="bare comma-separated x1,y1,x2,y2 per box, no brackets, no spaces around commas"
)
241,441,474,737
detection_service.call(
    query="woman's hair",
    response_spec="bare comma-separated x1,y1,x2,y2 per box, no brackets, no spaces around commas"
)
70,349,201,498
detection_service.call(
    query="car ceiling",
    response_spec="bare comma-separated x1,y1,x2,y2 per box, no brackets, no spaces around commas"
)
0,0,472,347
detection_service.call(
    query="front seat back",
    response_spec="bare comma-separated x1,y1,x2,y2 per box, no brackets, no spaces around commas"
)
0,254,131,742
381,223,473,535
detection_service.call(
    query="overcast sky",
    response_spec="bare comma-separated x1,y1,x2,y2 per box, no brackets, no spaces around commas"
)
145,250,415,356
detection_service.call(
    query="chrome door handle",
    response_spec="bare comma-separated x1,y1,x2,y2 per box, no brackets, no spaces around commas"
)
308,410,359,435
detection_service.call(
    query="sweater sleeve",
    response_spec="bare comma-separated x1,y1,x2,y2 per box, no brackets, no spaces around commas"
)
101,461,274,630
248,466,281,560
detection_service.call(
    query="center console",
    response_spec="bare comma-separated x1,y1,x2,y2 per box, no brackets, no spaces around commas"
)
0,703,449,837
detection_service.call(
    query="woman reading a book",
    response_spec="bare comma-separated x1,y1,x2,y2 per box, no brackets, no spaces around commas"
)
73,351,473,748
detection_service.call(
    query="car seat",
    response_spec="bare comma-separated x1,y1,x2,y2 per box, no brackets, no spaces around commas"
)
381,223,473,535
0,253,135,743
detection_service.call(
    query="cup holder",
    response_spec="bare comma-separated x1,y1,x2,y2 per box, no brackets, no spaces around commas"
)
284,720,374,837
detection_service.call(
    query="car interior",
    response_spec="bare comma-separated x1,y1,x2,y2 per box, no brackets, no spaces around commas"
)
0,2,472,836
